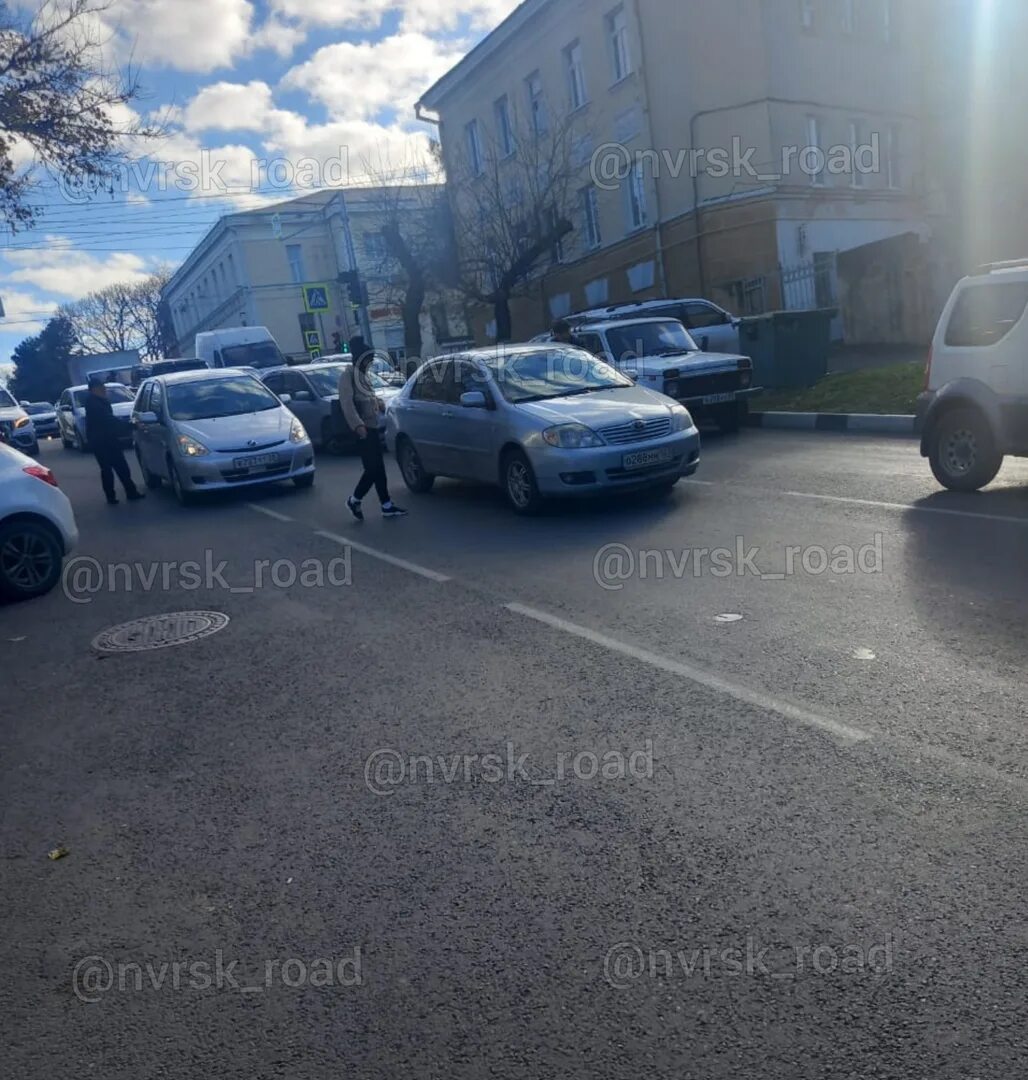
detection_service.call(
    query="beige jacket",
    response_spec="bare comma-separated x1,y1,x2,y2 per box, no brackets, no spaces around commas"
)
338,363,382,432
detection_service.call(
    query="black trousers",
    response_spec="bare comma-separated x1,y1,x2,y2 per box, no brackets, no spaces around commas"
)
353,432,390,503
94,444,139,501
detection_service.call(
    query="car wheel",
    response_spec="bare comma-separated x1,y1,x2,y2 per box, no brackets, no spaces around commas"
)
397,437,435,494
168,457,195,506
929,407,1003,492
502,449,543,515
26,440,40,457
294,473,315,489
74,429,89,453
137,449,161,490
61,432,72,450
0,518,64,602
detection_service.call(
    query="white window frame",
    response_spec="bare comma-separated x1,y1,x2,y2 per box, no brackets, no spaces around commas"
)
581,184,602,250
848,120,864,188
525,71,548,136
286,244,305,285
607,5,633,84
624,164,648,232
565,40,589,111
807,115,827,186
494,95,515,158
466,119,484,176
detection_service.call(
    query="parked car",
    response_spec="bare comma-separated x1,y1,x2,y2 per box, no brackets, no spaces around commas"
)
567,297,741,353
385,346,701,514
131,368,315,505
0,387,39,456
0,441,78,601
195,326,289,371
318,352,406,387
917,260,1028,491
21,402,59,440
568,317,758,432
57,383,135,452
129,359,210,387
261,362,400,451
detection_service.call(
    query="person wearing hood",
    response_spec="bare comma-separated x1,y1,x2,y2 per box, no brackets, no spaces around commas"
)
338,338,407,520
84,377,144,505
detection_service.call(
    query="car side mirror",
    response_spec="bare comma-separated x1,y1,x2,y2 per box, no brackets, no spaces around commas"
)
279,393,292,404
137,411,159,425
59,404,72,412
293,390,314,402
460,391,487,409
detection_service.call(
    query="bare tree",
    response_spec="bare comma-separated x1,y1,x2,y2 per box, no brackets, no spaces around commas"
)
0,0,161,231
448,111,580,341
59,268,172,360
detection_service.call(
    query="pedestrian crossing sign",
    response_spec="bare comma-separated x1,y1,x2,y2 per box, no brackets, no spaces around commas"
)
305,330,321,350
303,284,330,313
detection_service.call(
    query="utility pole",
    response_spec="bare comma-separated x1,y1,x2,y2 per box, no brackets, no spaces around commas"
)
332,192,373,346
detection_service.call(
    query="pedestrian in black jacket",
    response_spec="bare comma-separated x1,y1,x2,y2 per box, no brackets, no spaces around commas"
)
84,378,144,505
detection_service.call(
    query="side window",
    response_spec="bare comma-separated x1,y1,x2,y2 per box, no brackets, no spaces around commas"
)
212,349,223,368
149,382,164,417
59,391,69,409
576,332,606,357
684,301,729,329
944,283,1028,348
284,372,309,396
136,383,152,412
411,362,451,403
263,372,283,395
451,360,490,403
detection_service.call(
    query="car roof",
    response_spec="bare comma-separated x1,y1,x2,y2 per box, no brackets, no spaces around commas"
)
67,382,130,393
151,367,258,386
262,362,350,375
575,297,717,318
574,317,685,332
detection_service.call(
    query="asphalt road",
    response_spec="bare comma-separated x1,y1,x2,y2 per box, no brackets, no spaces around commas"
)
2,430,1027,1079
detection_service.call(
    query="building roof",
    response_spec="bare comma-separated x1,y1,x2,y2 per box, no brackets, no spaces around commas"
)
417,0,551,112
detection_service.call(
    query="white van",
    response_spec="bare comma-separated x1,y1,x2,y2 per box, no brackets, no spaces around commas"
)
195,327,288,371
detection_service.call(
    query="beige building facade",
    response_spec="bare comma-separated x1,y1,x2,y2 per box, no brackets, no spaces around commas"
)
418,0,929,341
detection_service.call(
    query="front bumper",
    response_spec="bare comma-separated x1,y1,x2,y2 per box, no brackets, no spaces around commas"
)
4,425,38,451
528,427,701,496
176,443,316,492
32,418,59,438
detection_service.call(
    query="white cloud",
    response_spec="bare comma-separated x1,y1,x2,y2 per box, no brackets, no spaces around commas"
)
4,246,153,299
269,0,519,34
0,288,58,338
182,82,284,134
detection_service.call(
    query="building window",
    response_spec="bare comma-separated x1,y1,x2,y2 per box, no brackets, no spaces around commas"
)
886,123,901,189
525,71,548,135
580,185,602,250
364,231,387,260
848,120,864,187
564,41,588,111
286,244,305,284
607,6,633,83
466,119,484,176
800,0,816,30
841,0,854,33
807,115,827,186
494,95,515,157
624,164,648,232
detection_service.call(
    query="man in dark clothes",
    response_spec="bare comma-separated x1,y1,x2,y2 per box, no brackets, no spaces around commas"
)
83,378,144,505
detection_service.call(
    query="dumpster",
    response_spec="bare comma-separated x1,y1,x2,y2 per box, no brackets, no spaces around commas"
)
737,308,836,390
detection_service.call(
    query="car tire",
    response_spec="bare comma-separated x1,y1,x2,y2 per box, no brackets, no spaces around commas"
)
294,473,315,489
74,429,89,453
26,440,40,457
0,518,64,602
61,432,73,450
502,448,543,515
137,449,161,490
168,457,195,506
397,437,435,494
929,407,1003,492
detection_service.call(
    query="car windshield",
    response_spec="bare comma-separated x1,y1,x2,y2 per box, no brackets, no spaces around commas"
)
482,349,632,404
0,388,18,408
166,376,281,420
73,385,135,406
605,320,697,361
221,341,287,370
24,403,54,415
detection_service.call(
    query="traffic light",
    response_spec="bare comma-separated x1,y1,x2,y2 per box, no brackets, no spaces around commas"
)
337,270,364,306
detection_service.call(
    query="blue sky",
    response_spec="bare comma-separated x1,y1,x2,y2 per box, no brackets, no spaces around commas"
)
0,0,520,371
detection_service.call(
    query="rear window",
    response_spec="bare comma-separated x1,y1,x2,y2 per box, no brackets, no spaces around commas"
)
944,282,1028,347
221,341,287,370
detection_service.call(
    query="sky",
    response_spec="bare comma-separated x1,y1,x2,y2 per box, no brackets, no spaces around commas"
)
0,0,522,373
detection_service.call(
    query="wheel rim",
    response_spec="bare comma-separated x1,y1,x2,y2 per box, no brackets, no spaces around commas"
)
401,444,421,486
943,428,976,476
507,460,532,508
1,531,55,591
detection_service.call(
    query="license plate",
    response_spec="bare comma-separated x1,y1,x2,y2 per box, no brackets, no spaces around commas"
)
702,391,736,405
622,447,674,471
233,453,280,470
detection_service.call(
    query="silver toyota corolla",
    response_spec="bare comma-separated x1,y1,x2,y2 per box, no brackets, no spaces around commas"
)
385,345,700,513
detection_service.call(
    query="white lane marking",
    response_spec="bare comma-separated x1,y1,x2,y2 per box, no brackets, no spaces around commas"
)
503,602,871,746
315,530,451,583
247,504,294,523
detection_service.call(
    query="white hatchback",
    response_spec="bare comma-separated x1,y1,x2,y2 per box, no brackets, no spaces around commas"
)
0,443,79,601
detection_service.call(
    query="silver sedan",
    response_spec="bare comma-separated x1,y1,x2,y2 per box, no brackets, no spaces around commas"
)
385,345,701,514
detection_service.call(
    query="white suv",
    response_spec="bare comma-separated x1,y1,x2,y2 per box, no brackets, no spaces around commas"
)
917,261,1028,491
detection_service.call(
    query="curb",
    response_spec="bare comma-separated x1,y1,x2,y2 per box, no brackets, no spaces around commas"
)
747,411,916,436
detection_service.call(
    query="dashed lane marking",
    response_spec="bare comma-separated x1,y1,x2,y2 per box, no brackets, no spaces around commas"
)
314,530,452,583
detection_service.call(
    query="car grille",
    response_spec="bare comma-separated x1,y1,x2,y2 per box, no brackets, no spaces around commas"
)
664,371,740,399
599,416,673,445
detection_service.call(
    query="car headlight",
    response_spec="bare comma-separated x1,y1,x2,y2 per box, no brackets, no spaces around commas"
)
541,422,604,449
177,434,209,457
289,417,308,443
14,416,31,429
670,405,694,431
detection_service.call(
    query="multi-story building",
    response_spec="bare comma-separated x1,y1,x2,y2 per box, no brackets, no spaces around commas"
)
163,188,469,364
417,0,929,340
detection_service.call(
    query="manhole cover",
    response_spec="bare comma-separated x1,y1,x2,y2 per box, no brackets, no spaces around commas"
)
92,611,230,654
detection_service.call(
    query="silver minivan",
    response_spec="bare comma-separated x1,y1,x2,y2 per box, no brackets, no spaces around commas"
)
132,369,315,505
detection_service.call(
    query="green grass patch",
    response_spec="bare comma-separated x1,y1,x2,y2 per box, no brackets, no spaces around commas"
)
754,362,922,415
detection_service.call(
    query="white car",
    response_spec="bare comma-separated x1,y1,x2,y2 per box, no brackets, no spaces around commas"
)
0,386,40,456
0,442,79,601
569,297,741,353
57,382,136,452
917,259,1028,490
